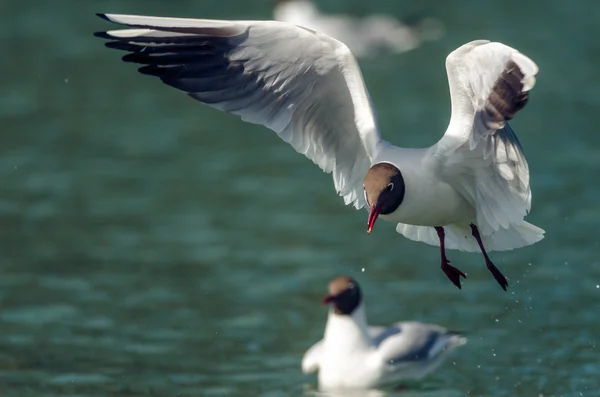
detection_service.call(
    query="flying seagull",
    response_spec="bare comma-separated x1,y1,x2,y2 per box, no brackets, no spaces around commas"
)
94,13,544,290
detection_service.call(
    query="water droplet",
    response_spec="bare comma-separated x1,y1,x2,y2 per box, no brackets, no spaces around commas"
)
64,78,69,83
361,268,365,272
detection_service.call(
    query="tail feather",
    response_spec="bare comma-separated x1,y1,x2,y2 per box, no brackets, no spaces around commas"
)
395,220,544,252
484,220,544,251
429,330,467,360
444,332,467,351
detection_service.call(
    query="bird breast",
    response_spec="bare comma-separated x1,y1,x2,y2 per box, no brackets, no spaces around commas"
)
375,149,475,226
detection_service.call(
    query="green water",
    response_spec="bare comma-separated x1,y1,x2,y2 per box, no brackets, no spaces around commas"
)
1,0,599,396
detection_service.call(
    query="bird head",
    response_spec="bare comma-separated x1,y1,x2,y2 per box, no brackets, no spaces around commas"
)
363,162,405,233
322,276,362,315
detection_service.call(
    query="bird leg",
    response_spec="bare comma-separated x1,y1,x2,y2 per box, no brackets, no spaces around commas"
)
435,227,466,289
469,224,508,291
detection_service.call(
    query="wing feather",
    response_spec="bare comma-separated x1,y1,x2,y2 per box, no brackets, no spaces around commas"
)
433,40,542,236
95,14,384,209
373,321,465,385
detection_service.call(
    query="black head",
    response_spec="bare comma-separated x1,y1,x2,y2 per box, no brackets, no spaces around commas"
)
322,276,362,315
363,163,406,233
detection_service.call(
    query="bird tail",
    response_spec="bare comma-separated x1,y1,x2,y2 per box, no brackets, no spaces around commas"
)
444,330,467,350
483,220,545,251
395,221,544,252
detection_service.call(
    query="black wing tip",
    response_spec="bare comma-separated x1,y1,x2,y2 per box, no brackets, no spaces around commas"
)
93,31,112,39
121,53,138,63
138,65,164,77
96,13,111,22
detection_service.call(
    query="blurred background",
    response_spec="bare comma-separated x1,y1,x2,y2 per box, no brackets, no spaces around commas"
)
1,0,599,396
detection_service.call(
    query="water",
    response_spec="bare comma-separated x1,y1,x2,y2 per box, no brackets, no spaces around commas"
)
1,0,599,396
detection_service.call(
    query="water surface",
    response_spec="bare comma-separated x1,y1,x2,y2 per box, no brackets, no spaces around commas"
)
1,0,599,396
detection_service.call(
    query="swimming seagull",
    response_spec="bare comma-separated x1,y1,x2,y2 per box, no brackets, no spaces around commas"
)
94,14,545,290
302,276,466,390
273,0,445,58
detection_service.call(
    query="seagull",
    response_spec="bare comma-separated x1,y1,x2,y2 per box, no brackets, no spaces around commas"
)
273,0,445,58
302,276,466,390
94,14,545,290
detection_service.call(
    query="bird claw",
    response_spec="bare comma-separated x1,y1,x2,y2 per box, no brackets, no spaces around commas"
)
441,258,467,290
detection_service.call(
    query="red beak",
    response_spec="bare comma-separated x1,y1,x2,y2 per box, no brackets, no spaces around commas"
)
322,294,334,305
367,203,382,234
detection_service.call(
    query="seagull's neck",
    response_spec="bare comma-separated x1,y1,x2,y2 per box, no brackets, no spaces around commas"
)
323,302,372,350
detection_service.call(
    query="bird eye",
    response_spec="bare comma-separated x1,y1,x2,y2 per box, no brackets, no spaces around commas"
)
363,187,369,206
387,183,394,192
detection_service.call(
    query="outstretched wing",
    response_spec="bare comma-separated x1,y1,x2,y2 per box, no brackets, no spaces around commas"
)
432,40,539,235
95,14,384,209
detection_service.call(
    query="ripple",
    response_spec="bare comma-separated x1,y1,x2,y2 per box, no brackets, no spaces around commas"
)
81,316,115,330
39,276,90,291
123,343,175,354
1,304,78,325
49,373,112,385
168,373,210,385
123,287,184,307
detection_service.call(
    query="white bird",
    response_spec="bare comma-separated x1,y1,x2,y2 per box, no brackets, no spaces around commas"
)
95,14,545,290
273,0,445,58
302,276,466,390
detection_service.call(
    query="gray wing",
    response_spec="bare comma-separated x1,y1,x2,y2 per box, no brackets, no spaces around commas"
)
95,14,383,209
374,322,464,365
